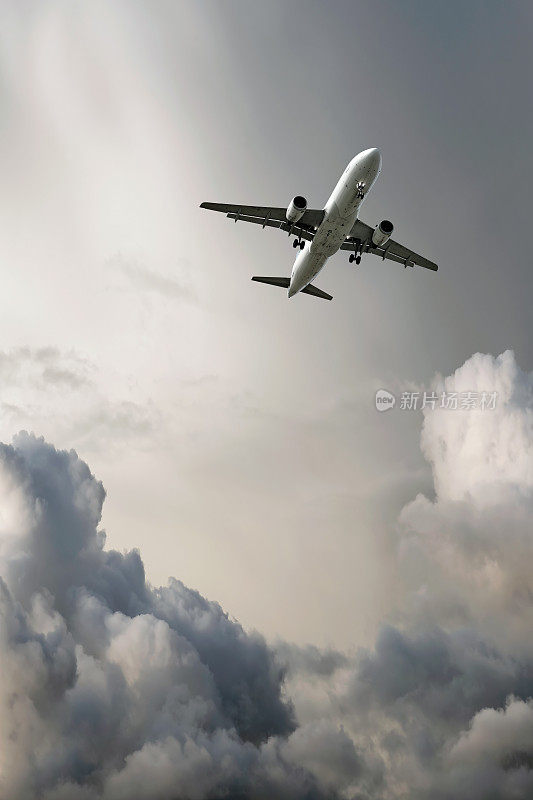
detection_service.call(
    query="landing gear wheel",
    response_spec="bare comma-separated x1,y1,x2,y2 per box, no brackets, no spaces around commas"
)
356,255,361,265
299,241,305,250
349,254,355,263
293,239,299,248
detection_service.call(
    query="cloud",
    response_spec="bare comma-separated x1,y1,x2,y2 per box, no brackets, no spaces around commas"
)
0,347,160,457
0,349,531,799
282,350,533,799
420,350,533,504
0,431,335,799
0,347,93,390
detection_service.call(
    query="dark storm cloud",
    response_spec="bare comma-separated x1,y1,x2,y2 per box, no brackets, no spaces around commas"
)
351,623,533,756
276,641,350,678
0,432,340,799
0,348,531,799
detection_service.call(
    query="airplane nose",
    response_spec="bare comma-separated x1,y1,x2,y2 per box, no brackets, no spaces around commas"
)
365,147,381,170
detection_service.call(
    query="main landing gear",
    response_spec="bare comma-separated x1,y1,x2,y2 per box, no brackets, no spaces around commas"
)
349,238,362,265
293,237,305,250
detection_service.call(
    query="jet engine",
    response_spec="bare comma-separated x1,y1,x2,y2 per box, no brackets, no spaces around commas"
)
286,195,307,224
372,219,394,248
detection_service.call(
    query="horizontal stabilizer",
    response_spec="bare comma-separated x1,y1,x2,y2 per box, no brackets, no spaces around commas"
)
301,283,333,301
251,276,290,288
251,276,332,300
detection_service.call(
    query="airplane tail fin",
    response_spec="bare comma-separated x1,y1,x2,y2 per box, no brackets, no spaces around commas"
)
251,276,332,301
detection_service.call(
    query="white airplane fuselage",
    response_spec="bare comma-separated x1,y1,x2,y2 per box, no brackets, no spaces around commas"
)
288,148,382,298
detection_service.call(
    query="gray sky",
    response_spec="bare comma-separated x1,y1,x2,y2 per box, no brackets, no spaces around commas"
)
0,0,531,648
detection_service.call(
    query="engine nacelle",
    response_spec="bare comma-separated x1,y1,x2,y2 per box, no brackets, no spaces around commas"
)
286,195,307,224
372,219,394,248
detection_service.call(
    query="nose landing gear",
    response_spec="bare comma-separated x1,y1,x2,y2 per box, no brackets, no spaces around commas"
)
356,181,366,199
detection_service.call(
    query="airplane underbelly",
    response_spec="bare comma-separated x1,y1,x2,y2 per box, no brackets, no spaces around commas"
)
312,205,355,257
291,204,357,293
299,250,326,283
290,246,327,293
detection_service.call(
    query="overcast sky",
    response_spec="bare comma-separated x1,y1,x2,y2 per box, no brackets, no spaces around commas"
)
0,0,531,648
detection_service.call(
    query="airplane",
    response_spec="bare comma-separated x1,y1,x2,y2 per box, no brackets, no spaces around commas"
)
200,148,437,301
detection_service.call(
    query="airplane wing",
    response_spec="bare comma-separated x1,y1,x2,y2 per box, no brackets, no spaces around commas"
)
200,203,437,271
200,202,325,240
340,219,438,272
